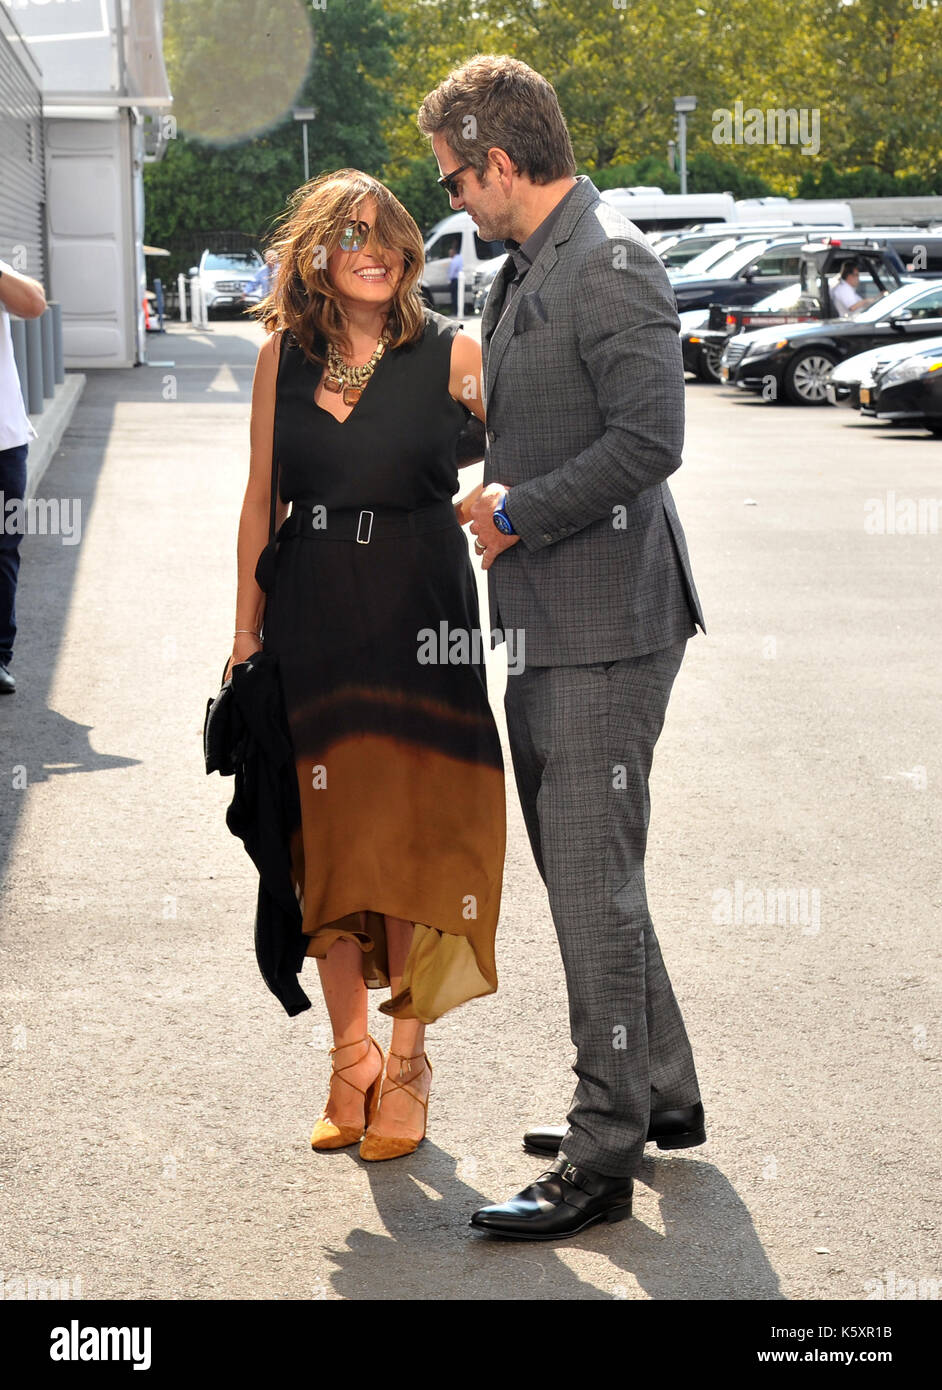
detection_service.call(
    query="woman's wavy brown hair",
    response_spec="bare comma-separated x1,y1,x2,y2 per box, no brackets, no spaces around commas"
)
254,168,426,365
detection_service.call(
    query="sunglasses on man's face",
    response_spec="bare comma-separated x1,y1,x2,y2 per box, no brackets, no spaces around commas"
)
437,163,473,199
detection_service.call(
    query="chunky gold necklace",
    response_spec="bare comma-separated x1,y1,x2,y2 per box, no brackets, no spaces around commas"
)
323,331,389,406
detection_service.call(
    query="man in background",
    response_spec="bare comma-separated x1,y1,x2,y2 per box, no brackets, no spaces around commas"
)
0,258,47,693
831,259,866,316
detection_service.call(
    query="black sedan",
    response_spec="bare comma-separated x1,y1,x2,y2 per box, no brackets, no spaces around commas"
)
868,342,942,434
671,236,809,313
720,280,942,404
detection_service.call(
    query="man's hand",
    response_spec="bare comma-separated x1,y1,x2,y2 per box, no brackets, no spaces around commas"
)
469,483,520,570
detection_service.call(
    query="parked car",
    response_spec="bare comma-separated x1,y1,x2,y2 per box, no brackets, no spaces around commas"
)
189,249,264,315
683,284,810,381
857,231,942,277
421,212,505,313
657,223,851,273
472,257,507,316
720,278,942,404
672,231,911,316
826,336,942,409
865,340,942,432
689,242,905,383
668,234,770,280
670,235,819,313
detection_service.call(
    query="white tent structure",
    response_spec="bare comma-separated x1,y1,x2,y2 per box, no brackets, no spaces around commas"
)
7,0,172,367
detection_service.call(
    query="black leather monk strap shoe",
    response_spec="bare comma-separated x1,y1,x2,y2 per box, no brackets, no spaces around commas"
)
522,1101,706,1158
469,1158,634,1241
0,663,15,694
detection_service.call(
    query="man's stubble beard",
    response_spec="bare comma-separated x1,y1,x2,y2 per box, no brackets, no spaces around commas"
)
471,173,519,245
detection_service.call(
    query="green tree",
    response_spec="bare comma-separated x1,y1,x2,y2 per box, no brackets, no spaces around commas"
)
144,0,404,265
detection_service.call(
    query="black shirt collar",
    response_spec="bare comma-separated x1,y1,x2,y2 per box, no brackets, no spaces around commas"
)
503,180,579,273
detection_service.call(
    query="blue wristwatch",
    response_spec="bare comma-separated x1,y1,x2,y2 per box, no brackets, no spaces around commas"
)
493,494,516,536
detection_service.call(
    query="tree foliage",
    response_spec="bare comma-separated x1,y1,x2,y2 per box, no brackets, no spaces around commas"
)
146,0,942,259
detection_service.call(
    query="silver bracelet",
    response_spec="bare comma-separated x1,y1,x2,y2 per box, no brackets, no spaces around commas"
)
234,629,260,638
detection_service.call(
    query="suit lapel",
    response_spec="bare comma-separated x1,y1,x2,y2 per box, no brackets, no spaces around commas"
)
483,242,558,403
480,255,516,350
482,177,600,411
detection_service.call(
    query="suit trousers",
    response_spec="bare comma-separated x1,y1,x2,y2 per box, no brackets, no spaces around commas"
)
504,638,701,1176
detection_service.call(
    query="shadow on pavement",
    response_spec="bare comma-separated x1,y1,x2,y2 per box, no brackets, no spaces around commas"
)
320,1147,782,1300
0,323,261,882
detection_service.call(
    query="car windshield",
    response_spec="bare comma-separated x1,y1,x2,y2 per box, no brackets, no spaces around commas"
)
678,238,778,278
203,253,261,270
752,282,805,311
662,236,732,268
674,238,744,275
852,281,942,322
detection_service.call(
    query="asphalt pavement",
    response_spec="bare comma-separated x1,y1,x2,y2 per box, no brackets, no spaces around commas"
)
0,316,939,1301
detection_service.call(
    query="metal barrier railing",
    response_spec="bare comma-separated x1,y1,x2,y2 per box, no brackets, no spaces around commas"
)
177,273,208,328
10,301,63,417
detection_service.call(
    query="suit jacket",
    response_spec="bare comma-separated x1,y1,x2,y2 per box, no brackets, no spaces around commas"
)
481,175,705,666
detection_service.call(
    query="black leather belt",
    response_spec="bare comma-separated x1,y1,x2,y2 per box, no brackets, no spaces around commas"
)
276,500,457,544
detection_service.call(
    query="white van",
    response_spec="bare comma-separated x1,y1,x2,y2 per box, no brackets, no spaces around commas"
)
599,188,854,236
422,212,506,313
734,197,853,228
599,189,737,232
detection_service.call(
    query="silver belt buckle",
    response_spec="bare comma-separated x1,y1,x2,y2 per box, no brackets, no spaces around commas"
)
356,509,374,544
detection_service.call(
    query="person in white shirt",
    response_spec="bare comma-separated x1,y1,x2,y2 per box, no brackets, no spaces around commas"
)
447,241,463,315
831,259,865,317
0,259,47,693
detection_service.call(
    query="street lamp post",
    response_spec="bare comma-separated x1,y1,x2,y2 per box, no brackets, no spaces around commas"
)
673,95,697,195
293,106,316,184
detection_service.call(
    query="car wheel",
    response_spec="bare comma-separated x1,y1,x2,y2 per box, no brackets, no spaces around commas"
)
697,343,725,384
783,350,837,405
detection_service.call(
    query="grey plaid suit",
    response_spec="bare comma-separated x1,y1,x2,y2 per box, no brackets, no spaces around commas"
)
481,176,703,1176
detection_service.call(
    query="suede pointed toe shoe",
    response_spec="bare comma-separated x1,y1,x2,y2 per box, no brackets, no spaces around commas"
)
310,1034,384,1151
469,1159,634,1241
359,1050,432,1161
523,1101,706,1157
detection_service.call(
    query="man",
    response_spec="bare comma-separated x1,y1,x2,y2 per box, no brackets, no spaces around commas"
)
242,249,278,307
0,258,47,694
831,259,865,316
418,55,707,1239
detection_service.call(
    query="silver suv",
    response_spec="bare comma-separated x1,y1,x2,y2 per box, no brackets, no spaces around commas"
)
190,250,264,315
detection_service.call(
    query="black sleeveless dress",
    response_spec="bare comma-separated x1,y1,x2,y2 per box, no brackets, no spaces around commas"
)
261,310,505,1023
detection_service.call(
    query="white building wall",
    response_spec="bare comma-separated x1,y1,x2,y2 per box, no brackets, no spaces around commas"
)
7,0,171,367
45,111,138,367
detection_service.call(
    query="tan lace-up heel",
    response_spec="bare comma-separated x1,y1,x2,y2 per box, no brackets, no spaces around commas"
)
310,1034,384,1150
359,1050,432,1161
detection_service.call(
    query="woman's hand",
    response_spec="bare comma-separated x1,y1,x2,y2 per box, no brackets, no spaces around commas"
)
454,483,484,528
225,632,263,683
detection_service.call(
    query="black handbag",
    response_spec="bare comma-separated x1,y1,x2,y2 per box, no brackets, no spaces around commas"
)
455,406,486,466
203,392,280,776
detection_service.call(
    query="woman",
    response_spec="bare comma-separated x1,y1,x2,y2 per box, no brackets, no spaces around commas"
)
226,169,505,1161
